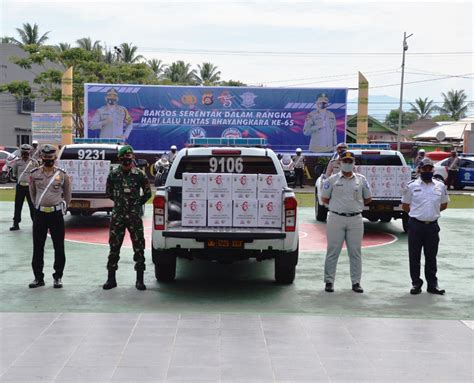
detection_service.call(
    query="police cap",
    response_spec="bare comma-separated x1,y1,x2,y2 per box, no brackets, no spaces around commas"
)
336,142,348,149
419,157,434,168
41,144,56,156
20,144,32,152
106,88,119,97
118,145,134,157
340,151,355,161
317,93,329,104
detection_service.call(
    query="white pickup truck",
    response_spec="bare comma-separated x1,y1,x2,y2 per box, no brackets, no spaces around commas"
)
151,141,299,284
315,148,411,232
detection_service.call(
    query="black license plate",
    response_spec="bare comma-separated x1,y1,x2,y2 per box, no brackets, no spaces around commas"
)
206,239,244,249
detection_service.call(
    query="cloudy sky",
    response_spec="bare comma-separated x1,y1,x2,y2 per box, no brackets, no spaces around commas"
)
1,0,472,115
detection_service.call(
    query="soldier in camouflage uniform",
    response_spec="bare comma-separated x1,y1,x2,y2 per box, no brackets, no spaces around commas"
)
103,145,151,291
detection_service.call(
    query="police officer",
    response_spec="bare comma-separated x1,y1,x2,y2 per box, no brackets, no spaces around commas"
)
321,151,372,293
292,148,305,188
325,142,348,177
103,145,151,291
10,144,38,231
30,140,41,161
303,94,337,152
446,151,460,190
414,149,426,168
168,145,178,163
402,157,449,295
29,145,71,289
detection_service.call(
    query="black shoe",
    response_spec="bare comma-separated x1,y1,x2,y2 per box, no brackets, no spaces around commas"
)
352,283,364,293
9,225,19,231
325,282,334,292
427,287,445,295
135,270,146,291
29,279,45,288
103,270,117,290
53,278,62,289
410,285,422,295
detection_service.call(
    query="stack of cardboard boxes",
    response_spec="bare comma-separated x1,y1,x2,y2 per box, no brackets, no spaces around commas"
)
182,172,286,228
355,165,412,198
58,160,111,193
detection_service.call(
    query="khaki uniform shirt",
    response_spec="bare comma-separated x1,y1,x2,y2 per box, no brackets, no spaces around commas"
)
29,166,71,208
321,172,372,214
292,154,305,169
90,105,133,139
325,157,341,177
303,109,337,152
13,158,38,185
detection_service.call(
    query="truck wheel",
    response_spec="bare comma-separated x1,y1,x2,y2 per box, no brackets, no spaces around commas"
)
275,246,298,284
402,215,409,233
154,251,176,282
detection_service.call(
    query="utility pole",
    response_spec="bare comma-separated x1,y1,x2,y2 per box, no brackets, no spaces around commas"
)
397,32,413,151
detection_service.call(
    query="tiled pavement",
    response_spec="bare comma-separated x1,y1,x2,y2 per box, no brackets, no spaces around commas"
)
0,313,472,382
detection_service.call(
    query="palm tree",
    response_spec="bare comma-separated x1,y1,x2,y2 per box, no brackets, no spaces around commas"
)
163,61,197,84
118,43,144,64
76,37,102,52
147,58,167,78
437,89,469,120
13,23,50,46
196,62,221,85
1,36,15,43
55,42,71,53
409,97,436,119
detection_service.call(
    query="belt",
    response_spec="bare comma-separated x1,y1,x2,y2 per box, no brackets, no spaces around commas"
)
19,182,29,186
38,204,62,213
412,217,437,225
330,211,361,217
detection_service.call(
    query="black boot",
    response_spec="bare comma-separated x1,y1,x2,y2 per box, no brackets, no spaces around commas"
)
135,270,146,291
103,270,117,290
10,223,19,231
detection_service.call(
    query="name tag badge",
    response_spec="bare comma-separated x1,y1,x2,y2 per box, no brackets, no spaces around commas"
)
124,188,131,193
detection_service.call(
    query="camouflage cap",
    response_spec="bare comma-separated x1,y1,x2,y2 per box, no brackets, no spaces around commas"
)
41,144,56,156
118,145,134,157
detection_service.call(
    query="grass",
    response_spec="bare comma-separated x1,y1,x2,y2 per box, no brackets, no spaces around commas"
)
1,187,473,208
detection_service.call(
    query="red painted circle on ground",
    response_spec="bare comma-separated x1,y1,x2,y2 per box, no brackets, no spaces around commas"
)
64,218,396,251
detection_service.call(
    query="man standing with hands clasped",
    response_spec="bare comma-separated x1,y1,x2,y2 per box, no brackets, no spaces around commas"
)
402,157,449,295
321,151,372,293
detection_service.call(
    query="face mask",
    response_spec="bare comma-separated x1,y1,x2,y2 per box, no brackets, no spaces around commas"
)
420,172,433,182
107,98,117,105
171,150,176,154
43,159,54,167
319,102,328,109
121,158,132,166
341,162,354,172
21,153,29,160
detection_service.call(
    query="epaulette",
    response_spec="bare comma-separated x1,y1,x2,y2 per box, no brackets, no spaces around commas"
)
407,179,416,185
30,167,40,173
57,167,67,174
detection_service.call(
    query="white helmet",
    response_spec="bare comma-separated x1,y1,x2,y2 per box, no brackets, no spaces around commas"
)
296,148,302,153
419,149,425,153
32,140,39,145
170,145,177,150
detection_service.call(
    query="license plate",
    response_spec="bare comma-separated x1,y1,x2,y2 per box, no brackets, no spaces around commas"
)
206,239,244,249
370,204,393,212
69,200,90,209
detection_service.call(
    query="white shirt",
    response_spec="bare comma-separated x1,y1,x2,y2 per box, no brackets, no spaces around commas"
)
401,178,449,221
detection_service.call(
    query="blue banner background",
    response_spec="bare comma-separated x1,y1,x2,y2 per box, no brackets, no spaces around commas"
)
85,84,347,152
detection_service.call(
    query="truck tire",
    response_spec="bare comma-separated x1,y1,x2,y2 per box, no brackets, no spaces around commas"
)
275,246,298,284
154,251,177,282
315,187,328,222
402,214,409,233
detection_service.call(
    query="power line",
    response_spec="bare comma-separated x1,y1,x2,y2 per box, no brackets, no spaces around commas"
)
371,73,474,89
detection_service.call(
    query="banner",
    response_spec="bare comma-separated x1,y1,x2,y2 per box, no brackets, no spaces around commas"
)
31,113,62,145
85,84,347,153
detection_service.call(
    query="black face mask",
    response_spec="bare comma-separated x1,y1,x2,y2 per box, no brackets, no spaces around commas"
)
43,159,54,167
121,158,133,166
420,172,433,182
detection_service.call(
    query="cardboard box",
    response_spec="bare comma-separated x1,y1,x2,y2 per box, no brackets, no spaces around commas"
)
207,173,232,200
257,174,285,200
258,199,282,228
207,199,233,227
182,199,207,227
78,174,94,191
94,160,111,175
94,175,107,192
182,173,208,200
233,199,258,227
232,174,257,199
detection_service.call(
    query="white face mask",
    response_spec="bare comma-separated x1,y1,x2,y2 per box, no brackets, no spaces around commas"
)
341,162,354,172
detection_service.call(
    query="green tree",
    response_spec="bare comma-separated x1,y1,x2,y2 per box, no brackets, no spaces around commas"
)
13,23,50,46
409,97,435,119
163,61,197,84
147,58,166,79
196,62,221,85
384,109,418,129
437,89,469,120
220,79,246,87
118,43,144,64
0,80,33,100
1,36,15,43
55,42,71,53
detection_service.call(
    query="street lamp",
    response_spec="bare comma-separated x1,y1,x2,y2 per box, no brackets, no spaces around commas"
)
397,32,413,151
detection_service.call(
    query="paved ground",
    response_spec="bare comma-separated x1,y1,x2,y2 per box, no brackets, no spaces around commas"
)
0,202,473,382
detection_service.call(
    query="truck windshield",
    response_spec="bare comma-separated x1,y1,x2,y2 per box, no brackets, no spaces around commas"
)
174,155,277,179
355,155,403,166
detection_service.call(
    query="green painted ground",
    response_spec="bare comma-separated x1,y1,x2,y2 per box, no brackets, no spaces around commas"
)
0,202,472,320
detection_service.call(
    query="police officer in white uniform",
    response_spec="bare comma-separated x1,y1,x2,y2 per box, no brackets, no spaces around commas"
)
29,145,71,289
10,144,38,231
168,145,178,163
292,148,305,188
321,151,372,293
402,157,449,295
325,142,348,177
